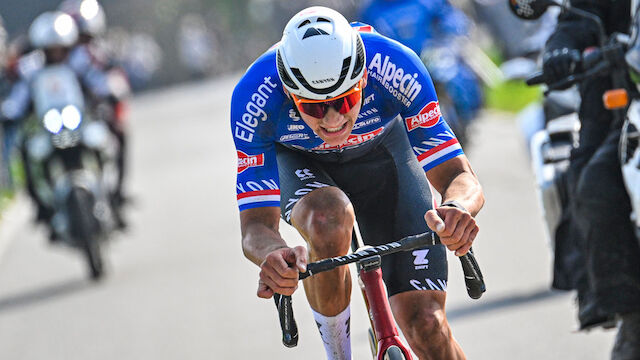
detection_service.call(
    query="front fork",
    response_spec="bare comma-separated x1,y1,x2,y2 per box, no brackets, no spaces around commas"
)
359,255,413,360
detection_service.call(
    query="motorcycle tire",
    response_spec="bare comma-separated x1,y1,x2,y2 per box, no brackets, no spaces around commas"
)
383,345,407,360
68,187,104,280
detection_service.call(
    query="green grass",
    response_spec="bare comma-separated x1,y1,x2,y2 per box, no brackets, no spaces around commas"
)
0,155,25,215
485,80,542,113
473,44,543,113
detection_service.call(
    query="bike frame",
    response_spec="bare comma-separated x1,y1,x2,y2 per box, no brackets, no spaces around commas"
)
273,230,485,357
358,254,413,359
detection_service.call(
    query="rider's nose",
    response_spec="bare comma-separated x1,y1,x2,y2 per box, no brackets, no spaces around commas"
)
323,107,343,125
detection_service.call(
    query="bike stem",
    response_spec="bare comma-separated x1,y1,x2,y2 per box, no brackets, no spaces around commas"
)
359,255,413,360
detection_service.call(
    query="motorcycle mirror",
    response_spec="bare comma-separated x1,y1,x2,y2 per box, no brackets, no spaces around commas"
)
603,89,629,109
508,0,557,20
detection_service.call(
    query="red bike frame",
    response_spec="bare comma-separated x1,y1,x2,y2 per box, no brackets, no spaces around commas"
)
273,231,485,356
359,256,413,359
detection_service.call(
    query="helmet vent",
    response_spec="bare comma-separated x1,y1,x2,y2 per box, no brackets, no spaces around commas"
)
316,17,331,23
291,56,351,96
351,36,365,79
297,20,311,28
302,27,329,39
277,50,299,90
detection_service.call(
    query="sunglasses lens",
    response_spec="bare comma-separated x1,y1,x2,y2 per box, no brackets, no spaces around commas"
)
341,91,362,113
299,103,326,118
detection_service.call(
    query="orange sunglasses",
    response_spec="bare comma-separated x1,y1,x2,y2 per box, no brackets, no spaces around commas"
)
291,74,366,118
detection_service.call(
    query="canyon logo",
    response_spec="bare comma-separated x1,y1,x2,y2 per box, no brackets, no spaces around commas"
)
237,150,264,173
405,101,441,131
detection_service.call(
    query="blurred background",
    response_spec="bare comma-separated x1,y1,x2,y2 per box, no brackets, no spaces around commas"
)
0,0,619,359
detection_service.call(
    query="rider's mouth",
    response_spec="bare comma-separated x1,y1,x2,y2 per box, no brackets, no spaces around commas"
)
320,122,348,137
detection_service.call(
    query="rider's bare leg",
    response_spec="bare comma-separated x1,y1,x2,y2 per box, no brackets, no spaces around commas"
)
390,290,465,360
291,186,354,360
291,186,354,315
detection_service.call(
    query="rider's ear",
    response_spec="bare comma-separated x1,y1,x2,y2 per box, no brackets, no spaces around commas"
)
283,87,292,100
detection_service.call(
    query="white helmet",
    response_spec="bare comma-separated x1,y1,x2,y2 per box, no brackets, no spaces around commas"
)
28,11,79,49
276,6,366,100
59,0,107,37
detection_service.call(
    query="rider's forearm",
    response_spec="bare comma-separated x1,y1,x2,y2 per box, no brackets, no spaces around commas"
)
241,222,288,267
242,224,287,266
240,207,287,266
440,171,484,217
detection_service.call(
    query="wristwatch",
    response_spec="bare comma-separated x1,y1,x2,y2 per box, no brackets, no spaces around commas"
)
441,200,468,213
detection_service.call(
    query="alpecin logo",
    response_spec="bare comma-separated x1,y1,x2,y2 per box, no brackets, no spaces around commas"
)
405,101,441,131
368,52,422,107
237,150,264,173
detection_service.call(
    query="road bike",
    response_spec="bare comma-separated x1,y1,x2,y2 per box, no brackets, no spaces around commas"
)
273,229,485,359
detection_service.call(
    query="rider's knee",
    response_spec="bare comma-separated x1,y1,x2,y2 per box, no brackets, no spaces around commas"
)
291,186,354,255
402,300,451,353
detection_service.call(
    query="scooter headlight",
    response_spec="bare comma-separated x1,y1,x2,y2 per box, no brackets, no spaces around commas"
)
43,109,63,134
61,105,82,130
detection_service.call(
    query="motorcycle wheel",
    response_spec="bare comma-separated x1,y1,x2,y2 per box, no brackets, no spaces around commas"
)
383,345,407,360
68,187,104,280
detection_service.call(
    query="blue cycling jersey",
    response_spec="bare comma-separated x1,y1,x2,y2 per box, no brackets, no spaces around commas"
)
231,23,464,212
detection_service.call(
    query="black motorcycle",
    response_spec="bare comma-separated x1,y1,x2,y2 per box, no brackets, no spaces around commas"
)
509,0,640,242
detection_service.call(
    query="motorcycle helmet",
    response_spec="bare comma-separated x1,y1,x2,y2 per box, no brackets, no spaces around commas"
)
276,6,366,100
59,0,106,38
28,11,79,49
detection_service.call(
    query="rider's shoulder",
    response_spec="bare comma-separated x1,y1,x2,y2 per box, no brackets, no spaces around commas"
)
233,45,281,98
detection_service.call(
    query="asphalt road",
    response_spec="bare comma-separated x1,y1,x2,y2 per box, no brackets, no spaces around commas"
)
0,76,616,359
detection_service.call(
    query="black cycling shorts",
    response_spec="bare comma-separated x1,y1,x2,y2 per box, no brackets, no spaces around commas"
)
276,118,448,297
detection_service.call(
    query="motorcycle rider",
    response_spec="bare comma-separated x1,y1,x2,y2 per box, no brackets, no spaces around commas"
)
542,0,640,358
0,11,125,231
59,0,130,208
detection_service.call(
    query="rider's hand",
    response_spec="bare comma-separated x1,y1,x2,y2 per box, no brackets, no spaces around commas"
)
424,203,478,257
542,48,581,87
257,246,308,299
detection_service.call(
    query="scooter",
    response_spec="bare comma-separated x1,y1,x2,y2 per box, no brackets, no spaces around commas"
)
25,62,120,279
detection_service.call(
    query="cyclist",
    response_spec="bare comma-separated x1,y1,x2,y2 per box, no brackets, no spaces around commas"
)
231,7,484,360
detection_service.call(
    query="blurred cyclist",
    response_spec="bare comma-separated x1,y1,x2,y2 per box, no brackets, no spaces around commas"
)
59,0,130,207
359,0,484,141
231,6,484,359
